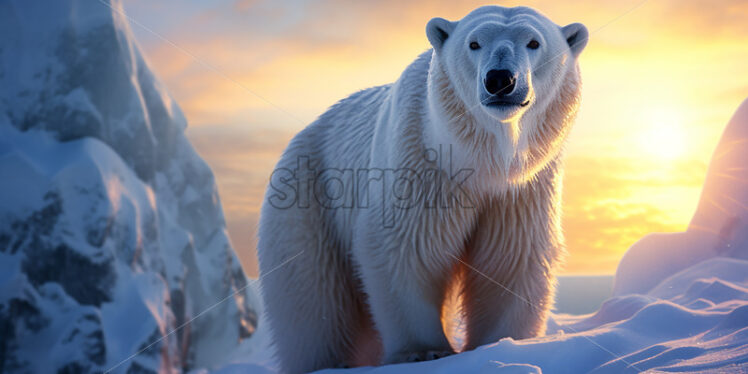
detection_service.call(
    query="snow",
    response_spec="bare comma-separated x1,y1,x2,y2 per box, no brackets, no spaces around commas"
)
221,257,748,373
214,102,748,372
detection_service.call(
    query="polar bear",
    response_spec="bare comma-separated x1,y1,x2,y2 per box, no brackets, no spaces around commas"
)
258,5,588,373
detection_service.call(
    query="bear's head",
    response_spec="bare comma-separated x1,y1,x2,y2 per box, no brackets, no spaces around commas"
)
425,6,588,186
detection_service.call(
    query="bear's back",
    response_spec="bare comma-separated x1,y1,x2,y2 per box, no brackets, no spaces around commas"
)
277,85,394,187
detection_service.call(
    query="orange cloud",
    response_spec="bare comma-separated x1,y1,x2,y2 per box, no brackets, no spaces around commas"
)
562,155,707,274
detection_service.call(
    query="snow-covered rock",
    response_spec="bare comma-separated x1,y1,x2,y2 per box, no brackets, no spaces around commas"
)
217,100,748,373
0,1,258,372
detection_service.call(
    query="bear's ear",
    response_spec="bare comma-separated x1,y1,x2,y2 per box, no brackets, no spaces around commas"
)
426,17,456,52
561,23,589,58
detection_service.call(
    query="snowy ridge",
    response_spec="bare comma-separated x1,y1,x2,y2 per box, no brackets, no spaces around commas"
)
215,101,748,372
0,1,258,373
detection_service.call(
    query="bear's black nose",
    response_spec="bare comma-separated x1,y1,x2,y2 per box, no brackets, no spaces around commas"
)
484,69,516,96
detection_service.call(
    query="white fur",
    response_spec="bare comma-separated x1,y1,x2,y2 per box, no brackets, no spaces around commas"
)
257,6,587,373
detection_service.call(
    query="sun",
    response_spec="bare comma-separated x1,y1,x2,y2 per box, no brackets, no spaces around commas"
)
637,109,687,161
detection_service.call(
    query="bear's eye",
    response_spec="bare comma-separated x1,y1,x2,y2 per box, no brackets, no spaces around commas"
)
469,41,480,50
527,39,540,50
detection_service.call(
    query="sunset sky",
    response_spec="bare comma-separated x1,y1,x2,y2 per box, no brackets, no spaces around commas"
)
122,0,748,276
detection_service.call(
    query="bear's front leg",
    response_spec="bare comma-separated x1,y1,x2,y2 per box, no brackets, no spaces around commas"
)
462,168,564,350
461,241,555,350
353,213,456,364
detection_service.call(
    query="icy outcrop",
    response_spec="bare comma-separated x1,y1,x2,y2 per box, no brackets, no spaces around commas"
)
0,1,257,372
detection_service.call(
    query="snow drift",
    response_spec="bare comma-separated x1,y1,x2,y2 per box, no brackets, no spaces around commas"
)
215,102,748,372
0,1,257,372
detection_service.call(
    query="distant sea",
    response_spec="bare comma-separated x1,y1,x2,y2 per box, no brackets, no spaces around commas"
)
553,275,614,315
